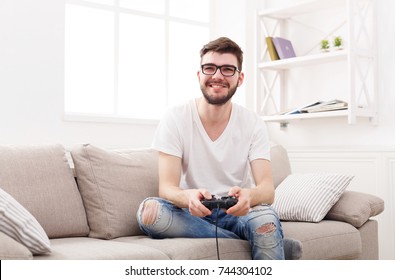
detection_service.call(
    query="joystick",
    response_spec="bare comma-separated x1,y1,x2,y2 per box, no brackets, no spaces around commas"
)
201,195,238,210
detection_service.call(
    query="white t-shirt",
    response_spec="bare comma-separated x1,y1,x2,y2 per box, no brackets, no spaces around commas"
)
152,99,270,197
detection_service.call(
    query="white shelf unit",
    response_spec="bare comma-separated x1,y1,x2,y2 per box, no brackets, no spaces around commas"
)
255,0,378,126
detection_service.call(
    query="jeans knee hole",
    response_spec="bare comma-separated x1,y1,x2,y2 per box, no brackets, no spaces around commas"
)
141,200,160,226
256,222,276,235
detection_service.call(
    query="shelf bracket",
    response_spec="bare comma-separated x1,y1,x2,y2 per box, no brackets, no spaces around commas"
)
280,122,289,128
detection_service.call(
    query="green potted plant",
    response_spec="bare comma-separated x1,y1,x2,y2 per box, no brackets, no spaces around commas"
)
320,39,330,52
333,36,343,50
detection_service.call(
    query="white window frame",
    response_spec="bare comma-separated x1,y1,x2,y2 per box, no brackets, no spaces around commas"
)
63,0,214,124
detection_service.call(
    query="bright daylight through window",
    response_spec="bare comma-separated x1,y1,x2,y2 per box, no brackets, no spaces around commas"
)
65,0,210,120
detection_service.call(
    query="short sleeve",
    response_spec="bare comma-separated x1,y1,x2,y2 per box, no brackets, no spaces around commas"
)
151,110,183,158
248,118,270,162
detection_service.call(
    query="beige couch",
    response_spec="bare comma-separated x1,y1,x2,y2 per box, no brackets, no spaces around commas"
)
0,143,384,260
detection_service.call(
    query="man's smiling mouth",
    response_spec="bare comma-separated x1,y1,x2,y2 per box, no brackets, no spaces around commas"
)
207,82,228,88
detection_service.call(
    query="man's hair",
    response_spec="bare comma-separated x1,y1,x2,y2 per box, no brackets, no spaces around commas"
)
200,37,243,70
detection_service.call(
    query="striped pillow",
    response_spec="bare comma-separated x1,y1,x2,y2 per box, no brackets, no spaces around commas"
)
0,188,51,254
272,173,353,222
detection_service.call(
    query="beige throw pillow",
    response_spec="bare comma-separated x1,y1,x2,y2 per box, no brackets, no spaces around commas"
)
71,144,159,239
325,191,384,227
0,144,89,238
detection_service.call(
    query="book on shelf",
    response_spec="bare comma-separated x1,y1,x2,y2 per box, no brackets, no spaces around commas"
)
280,100,348,115
300,99,348,113
272,37,296,59
280,101,322,115
265,37,279,61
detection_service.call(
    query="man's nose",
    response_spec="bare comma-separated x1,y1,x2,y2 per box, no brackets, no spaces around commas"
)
212,67,224,79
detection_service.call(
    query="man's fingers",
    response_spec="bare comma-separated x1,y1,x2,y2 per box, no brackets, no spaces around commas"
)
190,199,211,217
228,186,241,197
200,189,212,199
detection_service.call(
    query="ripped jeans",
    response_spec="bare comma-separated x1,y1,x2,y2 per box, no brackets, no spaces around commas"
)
137,197,284,260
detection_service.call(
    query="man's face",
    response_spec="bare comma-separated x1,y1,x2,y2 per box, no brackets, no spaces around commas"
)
198,52,244,106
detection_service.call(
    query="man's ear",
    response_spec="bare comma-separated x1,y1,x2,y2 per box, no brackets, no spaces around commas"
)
237,72,245,87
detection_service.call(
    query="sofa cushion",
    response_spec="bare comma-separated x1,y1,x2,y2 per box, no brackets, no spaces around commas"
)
0,231,33,260
0,188,51,254
0,144,89,238
33,237,169,260
270,144,292,188
71,144,158,239
114,236,252,260
272,173,353,222
282,220,362,259
325,191,384,228
114,236,302,260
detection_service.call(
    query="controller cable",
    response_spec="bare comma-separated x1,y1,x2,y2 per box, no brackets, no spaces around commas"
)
215,204,220,260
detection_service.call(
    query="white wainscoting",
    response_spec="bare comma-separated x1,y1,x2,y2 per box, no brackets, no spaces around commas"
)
287,147,395,260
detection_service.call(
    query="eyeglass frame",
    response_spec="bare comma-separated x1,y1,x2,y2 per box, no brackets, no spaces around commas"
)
200,63,241,77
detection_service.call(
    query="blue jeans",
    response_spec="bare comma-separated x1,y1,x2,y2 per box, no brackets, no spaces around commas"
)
137,197,285,260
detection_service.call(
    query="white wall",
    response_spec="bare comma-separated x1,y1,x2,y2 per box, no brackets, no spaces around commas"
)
0,0,158,149
0,0,251,149
0,0,261,150
1,0,394,148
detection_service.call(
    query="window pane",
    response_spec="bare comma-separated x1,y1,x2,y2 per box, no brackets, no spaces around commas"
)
64,1,210,120
168,22,209,107
65,4,114,114
169,0,209,22
120,0,165,15
118,14,166,119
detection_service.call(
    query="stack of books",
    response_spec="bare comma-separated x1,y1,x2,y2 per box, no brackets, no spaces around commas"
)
281,100,348,115
266,36,296,60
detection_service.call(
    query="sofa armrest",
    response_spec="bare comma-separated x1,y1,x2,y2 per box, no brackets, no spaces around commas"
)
0,231,33,260
325,191,384,228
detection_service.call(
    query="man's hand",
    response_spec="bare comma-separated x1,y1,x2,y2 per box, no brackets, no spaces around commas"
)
226,186,251,216
184,188,212,217
226,159,275,216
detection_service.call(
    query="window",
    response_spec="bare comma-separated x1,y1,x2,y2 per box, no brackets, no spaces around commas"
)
65,0,210,121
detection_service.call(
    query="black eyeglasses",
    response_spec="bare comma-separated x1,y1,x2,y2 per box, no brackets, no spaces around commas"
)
201,64,240,77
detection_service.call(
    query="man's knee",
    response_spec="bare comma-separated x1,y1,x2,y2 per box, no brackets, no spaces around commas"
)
256,222,276,234
141,199,160,225
248,206,280,235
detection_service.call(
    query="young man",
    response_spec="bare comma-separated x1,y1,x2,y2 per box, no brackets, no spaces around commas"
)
137,37,284,260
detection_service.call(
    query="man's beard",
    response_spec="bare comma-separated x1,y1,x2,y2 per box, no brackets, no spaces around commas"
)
200,81,238,106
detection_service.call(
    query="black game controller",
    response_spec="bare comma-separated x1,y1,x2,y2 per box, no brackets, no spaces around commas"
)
201,195,238,210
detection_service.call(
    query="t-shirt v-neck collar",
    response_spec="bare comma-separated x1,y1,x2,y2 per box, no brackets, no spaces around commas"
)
191,99,236,144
